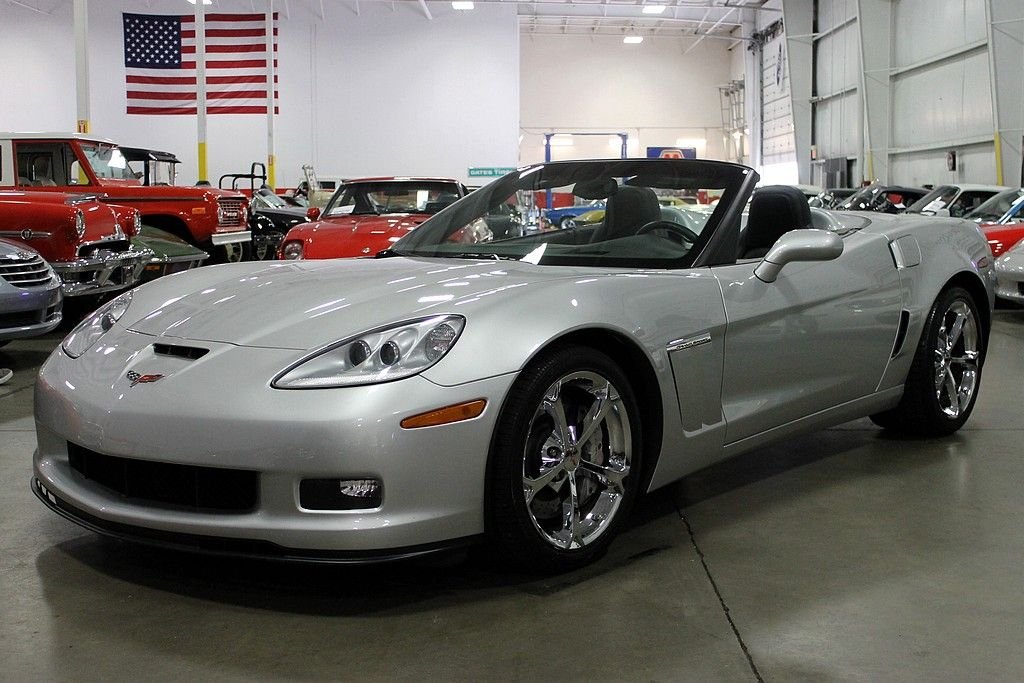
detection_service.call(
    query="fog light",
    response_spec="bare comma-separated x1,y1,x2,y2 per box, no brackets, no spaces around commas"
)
300,478,382,510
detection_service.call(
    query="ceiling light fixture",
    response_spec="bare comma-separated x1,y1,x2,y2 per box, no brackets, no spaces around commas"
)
623,35,644,44
452,1,475,9
642,4,667,14
186,0,213,5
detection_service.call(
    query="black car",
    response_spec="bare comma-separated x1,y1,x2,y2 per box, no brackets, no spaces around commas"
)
836,184,928,213
220,164,318,260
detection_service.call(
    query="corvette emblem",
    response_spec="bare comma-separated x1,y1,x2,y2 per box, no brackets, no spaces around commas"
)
126,370,164,387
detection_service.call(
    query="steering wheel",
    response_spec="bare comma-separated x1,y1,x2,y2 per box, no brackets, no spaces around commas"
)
636,220,699,244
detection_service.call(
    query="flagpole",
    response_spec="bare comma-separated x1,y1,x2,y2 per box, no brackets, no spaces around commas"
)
74,0,90,134
266,1,276,189
196,1,207,184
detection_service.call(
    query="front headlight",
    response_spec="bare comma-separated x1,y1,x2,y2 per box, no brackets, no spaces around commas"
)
73,209,86,240
62,290,133,358
273,315,465,388
281,241,303,260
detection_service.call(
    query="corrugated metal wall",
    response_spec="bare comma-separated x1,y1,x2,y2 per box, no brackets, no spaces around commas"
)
807,0,1009,187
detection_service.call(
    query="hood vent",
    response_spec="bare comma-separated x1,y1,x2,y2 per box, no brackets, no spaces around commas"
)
153,343,209,361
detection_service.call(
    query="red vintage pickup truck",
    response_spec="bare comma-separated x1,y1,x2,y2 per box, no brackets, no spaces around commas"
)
0,133,250,262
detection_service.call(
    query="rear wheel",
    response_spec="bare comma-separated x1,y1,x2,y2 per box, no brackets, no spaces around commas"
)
870,286,983,436
487,347,642,573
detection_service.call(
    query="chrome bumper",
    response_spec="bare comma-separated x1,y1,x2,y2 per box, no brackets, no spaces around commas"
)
210,230,252,246
51,247,153,297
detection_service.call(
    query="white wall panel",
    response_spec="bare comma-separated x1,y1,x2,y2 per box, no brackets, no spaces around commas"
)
0,1,519,186
519,35,731,165
890,143,997,186
893,0,987,67
817,0,857,30
891,51,992,148
815,23,859,95
814,91,860,159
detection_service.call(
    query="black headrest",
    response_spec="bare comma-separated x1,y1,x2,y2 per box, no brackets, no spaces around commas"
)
741,185,812,258
590,185,662,242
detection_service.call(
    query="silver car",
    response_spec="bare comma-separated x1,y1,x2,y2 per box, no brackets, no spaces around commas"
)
0,239,62,347
994,237,1024,304
32,159,994,572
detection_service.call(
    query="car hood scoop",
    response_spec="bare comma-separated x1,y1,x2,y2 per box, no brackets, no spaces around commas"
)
125,257,576,350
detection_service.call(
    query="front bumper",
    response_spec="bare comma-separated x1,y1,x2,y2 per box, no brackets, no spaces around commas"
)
33,330,516,556
210,230,252,246
0,282,62,340
994,261,1024,303
51,247,153,296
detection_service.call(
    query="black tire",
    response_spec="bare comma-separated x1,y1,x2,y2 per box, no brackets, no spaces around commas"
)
213,241,252,264
487,346,642,573
870,286,984,436
559,216,574,229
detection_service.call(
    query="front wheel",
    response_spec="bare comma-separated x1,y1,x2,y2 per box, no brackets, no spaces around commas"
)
871,286,984,436
487,347,642,573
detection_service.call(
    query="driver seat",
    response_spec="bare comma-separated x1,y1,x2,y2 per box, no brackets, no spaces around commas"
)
590,186,661,242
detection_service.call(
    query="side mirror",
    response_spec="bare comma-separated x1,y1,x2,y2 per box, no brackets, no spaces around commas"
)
754,229,844,283
934,208,951,218
306,206,321,221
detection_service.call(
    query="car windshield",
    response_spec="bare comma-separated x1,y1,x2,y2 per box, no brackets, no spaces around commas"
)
964,188,1024,222
389,159,753,269
324,181,462,217
906,186,957,214
253,189,291,209
79,142,135,180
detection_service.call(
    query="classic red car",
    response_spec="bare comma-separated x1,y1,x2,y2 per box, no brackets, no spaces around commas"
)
278,177,468,259
0,133,250,262
0,191,150,296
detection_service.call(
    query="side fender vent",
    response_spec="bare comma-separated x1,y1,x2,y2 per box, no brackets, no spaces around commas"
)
153,343,209,361
891,310,910,359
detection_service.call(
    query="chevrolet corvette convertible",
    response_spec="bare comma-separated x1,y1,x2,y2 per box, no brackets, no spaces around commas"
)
33,159,995,572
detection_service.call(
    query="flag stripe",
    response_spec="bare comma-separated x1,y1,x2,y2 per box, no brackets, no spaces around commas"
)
124,11,278,116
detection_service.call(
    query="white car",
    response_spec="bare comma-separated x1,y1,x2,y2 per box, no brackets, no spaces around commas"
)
906,184,1009,218
994,237,1024,304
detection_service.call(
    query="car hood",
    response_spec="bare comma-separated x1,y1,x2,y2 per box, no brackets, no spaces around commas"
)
290,214,431,258
255,206,309,221
125,257,585,350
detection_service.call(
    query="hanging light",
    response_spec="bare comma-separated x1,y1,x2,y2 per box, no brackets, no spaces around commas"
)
623,35,644,44
452,1,475,9
642,4,667,14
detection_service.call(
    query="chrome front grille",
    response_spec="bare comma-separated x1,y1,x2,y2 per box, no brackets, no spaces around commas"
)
0,254,54,288
217,198,246,228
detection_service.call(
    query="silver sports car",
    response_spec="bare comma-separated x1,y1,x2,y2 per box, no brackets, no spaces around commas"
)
33,159,995,572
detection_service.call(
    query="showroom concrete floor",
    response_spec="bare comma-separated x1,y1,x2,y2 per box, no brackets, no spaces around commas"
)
2,312,1024,682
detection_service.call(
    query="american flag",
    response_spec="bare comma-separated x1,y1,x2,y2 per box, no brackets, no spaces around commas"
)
122,12,279,115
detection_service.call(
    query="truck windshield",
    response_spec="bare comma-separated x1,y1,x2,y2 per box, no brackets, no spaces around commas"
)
80,143,135,180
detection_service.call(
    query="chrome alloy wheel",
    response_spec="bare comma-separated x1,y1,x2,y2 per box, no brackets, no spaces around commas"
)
522,371,632,550
933,299,980,419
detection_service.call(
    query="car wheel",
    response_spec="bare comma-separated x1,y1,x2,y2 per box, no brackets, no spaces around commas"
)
253,231,284,260
559,216,574,229
215,241,252,264
487,347,642,573
870,286,983,436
